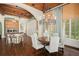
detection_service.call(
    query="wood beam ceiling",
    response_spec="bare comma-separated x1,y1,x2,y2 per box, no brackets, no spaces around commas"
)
0,4,33,19
0,3,62,19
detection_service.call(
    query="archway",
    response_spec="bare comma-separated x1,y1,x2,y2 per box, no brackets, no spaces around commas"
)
5,3,44,21
1,3,44,38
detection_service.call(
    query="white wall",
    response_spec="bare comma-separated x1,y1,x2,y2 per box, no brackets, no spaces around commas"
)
64,38,79,48
0,14,5,38
26,19,37,36
19,18,28,33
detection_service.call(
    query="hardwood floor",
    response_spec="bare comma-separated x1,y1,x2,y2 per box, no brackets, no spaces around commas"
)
0,34,79,56
64,46,79,56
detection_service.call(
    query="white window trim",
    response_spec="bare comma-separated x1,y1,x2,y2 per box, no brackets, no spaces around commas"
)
69,18,72,38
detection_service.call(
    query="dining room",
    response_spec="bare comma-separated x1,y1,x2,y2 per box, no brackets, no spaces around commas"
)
0,3,79,56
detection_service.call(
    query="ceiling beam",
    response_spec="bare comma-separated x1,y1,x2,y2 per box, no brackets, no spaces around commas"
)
45,3,69,12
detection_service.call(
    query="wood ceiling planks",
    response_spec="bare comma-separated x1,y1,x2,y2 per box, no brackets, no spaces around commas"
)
0,3,62,18
0,4,33,19
25,3,62,11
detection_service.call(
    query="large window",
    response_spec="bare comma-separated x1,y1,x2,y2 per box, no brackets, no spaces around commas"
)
63,4,79,41
71,19,79,40
65,19,79,40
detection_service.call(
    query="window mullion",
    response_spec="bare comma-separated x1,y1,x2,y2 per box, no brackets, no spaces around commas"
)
69,18,71,38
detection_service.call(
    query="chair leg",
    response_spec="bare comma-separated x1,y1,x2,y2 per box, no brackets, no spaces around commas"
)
41,46,49,56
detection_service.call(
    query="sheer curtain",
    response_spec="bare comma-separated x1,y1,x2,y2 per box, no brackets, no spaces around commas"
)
53,7,64,48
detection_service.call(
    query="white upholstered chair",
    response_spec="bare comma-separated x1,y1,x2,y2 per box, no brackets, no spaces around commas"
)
45,33,60,53
6,34,12,44
11,34,17,44
31,33,44,49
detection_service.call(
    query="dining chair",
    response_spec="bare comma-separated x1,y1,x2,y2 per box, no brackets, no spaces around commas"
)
31,33,44,49
45,33,60,53
6,34,14,48
17,34,25,47
6,34,12,44
11,34,17,44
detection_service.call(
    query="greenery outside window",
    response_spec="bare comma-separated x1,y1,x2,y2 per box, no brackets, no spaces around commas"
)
65,19,79,40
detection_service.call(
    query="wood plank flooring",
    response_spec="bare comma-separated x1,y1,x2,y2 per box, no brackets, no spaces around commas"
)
0,34,79,56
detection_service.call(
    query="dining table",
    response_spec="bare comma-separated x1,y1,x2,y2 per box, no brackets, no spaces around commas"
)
38,36,50,55
39,36,49,47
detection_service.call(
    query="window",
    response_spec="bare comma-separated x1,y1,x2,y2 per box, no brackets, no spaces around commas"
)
65,19,79,40
65,20,69,38
71,19,79,40
71,19,75,39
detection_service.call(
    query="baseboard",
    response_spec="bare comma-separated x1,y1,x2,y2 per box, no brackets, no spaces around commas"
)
65,45,79,51
64,38,79,48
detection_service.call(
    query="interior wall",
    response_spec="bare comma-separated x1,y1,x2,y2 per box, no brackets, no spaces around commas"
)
63,4,79,20
19,18,28,33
